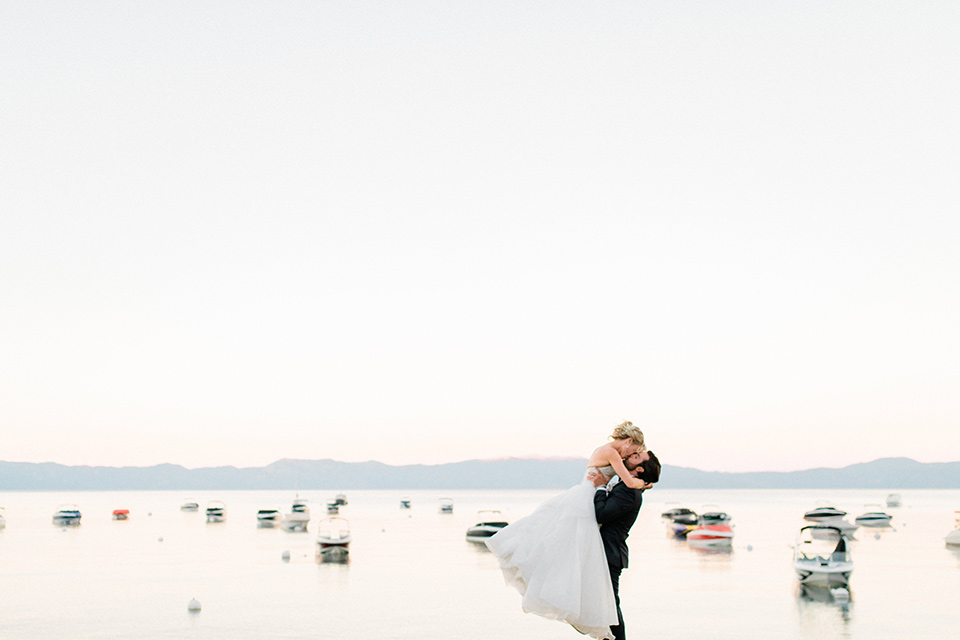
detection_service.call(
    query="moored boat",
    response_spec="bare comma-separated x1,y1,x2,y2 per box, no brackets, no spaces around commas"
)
946,529,960,547
53,504,82,526
946,511,960,547
886,493,902,508
687,523,734,547
438,498,454,514
205,501,226,523
803,506,847,522
112,509,130,521
180,499,200,512
687,511,734,547
663,509,698,538
854,511,892,527
794,525,853,587
811,518,858,539
257,509,283,527
279,496,310,530
0,507,6,528
281,510,310,532
400,498,412,509
699,511,732,525
466,510,509,542
661,506,696,520
316,517,351,563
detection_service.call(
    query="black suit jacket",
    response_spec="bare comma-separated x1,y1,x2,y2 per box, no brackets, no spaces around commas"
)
593,479,643,570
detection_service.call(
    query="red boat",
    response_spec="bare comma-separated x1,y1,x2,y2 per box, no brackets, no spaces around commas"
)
687,524,734,547
112,509,130,520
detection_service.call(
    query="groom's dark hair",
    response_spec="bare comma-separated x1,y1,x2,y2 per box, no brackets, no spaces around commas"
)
637,451,661,484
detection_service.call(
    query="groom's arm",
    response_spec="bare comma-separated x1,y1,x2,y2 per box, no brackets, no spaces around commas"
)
594,484,642,525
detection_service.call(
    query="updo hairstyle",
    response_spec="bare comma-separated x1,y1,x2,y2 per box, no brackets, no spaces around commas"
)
610,420,645,450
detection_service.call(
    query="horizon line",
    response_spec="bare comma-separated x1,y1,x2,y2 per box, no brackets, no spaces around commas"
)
2,455,951,475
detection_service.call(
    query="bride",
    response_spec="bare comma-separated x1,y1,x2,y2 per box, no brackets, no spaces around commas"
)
485,421,649,639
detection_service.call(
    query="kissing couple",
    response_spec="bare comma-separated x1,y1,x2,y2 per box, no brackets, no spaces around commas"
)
486,421,661,640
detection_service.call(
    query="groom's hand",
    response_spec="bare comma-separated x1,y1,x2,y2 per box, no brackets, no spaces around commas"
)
588,469,606,488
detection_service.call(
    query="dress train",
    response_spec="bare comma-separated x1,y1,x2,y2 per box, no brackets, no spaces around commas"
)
485,477,618,640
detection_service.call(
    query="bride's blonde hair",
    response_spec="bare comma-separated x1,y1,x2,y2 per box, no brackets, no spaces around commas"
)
610,420,645,449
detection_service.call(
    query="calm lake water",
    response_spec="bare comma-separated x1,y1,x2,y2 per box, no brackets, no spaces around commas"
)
0,488,957,639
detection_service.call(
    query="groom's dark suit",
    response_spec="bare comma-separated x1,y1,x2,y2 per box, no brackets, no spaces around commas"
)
594,479,644,640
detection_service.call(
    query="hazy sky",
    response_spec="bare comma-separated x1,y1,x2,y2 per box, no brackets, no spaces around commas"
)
2,1,958,473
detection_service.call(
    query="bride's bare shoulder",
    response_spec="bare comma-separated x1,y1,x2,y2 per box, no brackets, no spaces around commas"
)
586,443,614,466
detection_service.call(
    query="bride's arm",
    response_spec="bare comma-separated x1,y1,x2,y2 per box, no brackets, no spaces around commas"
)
602,450,645,490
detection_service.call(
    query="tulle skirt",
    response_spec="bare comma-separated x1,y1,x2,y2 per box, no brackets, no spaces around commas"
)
485,478,618,640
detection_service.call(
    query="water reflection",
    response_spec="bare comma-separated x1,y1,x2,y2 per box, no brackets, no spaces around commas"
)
467,539,492,554
945,544,960,566
688,543,733,557
316,547,350,564
796,583,853,635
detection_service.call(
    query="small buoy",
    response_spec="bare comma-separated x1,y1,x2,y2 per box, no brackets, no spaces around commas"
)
187,598,201,612
148,512,152,517
281,550,291,562
158,536,164,542
746,545,753,552
874,533,881,540
381,528,386,533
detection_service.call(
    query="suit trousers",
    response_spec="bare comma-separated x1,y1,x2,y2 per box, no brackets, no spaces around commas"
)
608,564,625,640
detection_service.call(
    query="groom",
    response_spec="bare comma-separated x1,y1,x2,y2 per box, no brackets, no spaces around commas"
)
589,449,661,640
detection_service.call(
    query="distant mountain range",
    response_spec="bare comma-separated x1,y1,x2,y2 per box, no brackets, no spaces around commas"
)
1,457,958,491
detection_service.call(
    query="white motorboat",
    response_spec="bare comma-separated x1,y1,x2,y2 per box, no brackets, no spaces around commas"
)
316,517,351,563
205,501,226,523
438,498,454,514
399,498,412,509
811,518,858,539
53,504,82,526
291,497,310,514
278,496,309,529
803,506,847,522
0,507,6,529
886,493,902,508
699,510,732,525
281,511,310,532
466,510,509,542
180,499,200,512
794,525,853,587
333,494,348,506
946,511,960,547
661,505,696,520
326,502,340,515
854,511,893,527
257,509,283,527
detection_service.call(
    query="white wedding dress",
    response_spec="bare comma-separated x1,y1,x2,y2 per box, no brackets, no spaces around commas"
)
485,467,619,640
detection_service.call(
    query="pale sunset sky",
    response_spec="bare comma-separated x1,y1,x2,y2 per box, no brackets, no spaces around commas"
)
2,1,958,473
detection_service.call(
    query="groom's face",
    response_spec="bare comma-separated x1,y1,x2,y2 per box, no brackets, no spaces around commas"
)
624,450,650,474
